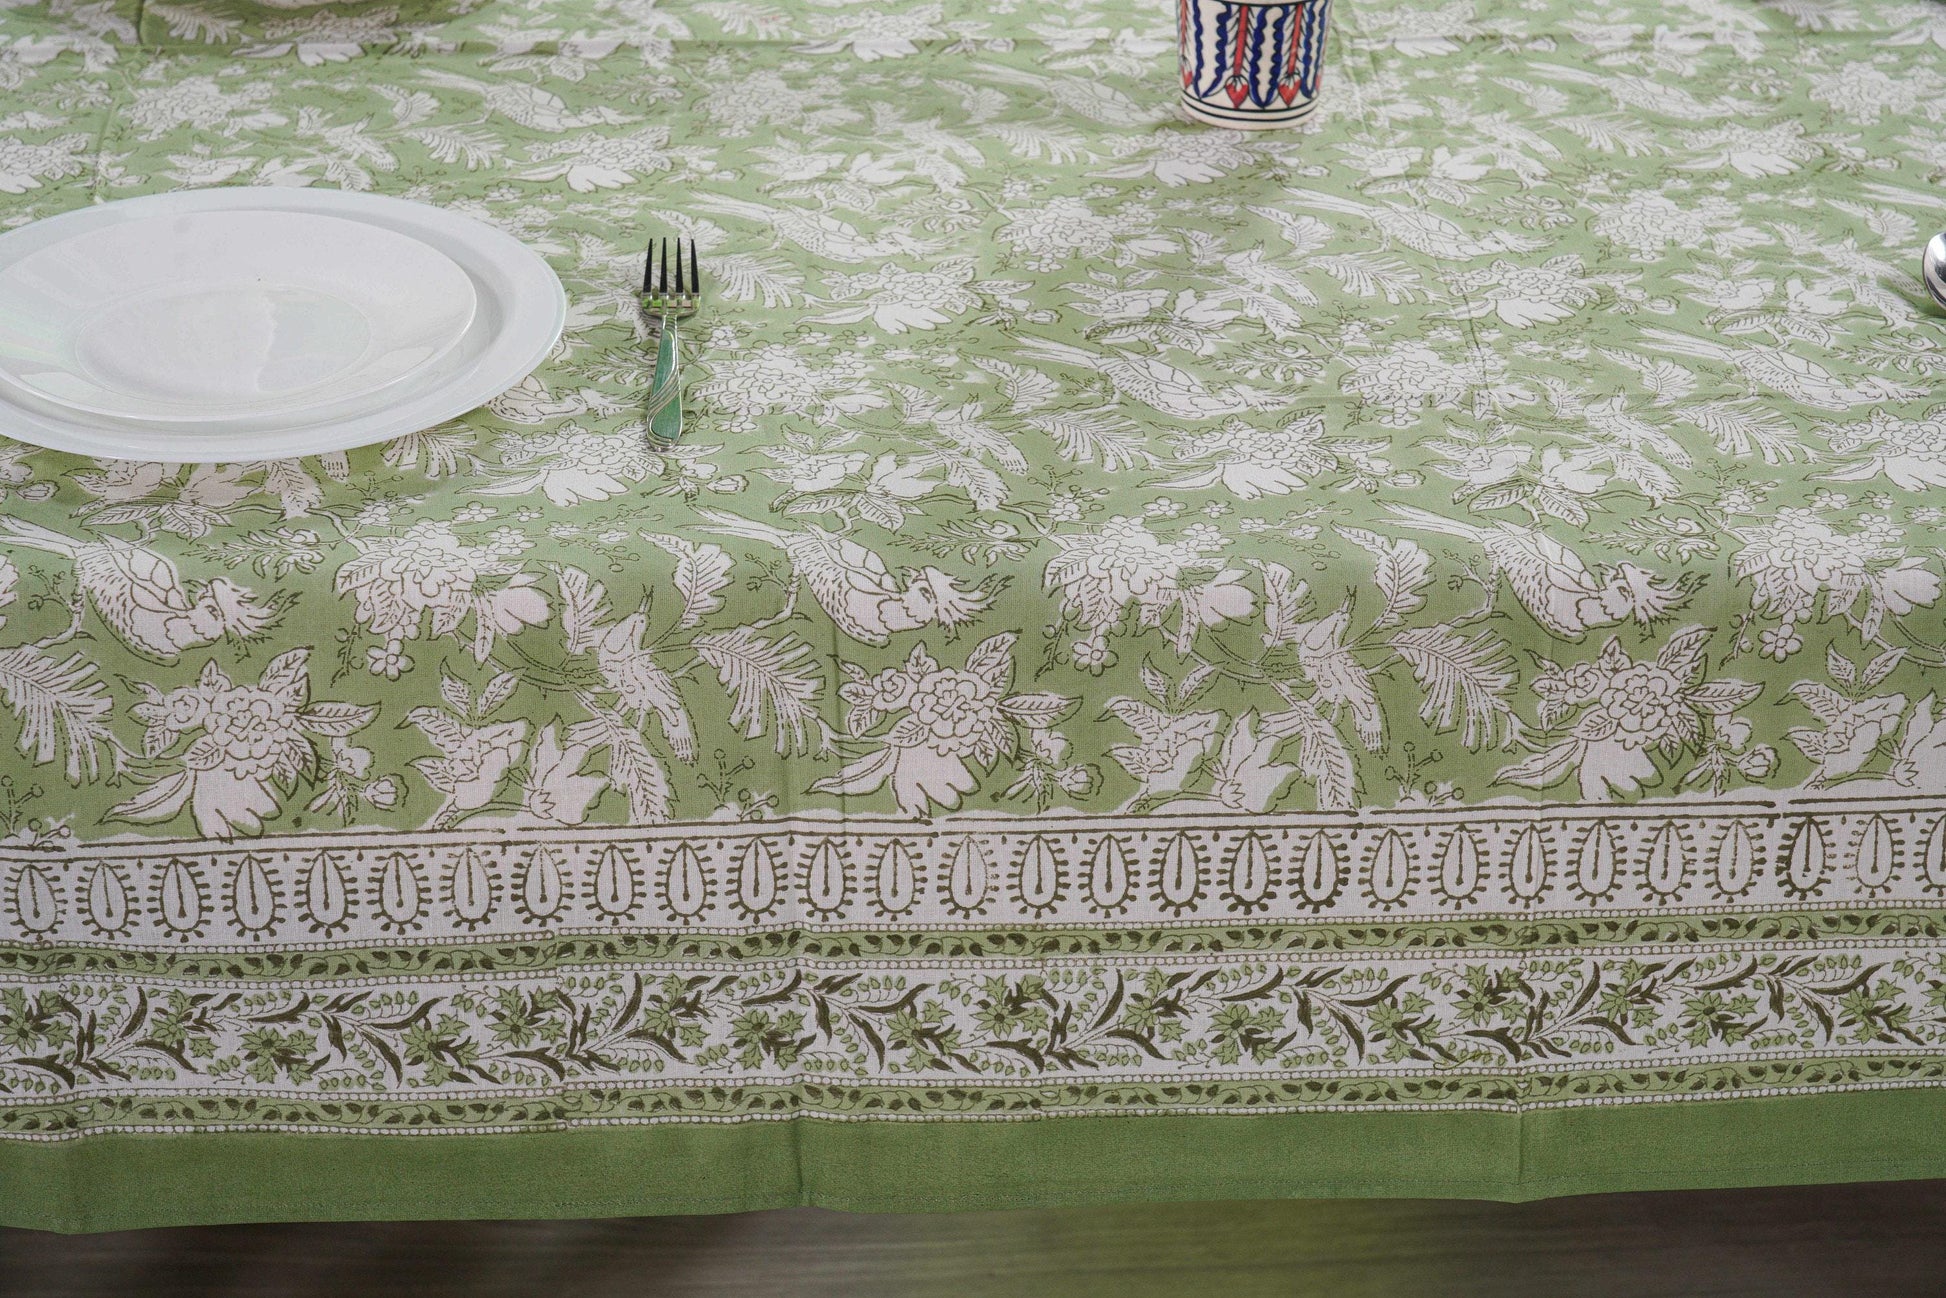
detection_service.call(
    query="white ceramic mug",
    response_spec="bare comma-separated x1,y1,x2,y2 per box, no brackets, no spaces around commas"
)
1177,0,1333,130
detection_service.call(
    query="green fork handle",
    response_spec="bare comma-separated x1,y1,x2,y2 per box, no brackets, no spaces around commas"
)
646,312,682,444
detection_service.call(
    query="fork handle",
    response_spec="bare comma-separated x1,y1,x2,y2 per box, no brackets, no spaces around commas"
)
646,311,682,444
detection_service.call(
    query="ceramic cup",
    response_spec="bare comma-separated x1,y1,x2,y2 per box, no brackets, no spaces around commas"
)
1178,0,1332,130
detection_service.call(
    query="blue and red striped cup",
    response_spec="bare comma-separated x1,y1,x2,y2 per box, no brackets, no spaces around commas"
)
1178,0,1332,130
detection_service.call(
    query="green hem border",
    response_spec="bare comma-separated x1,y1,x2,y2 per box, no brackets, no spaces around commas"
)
6,1087,1946,1232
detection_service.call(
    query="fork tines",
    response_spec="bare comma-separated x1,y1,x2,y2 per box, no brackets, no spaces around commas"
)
641,236,700,314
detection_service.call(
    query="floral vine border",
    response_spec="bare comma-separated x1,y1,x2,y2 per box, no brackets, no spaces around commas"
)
8,938,1946,1137
12,1055,1946,1142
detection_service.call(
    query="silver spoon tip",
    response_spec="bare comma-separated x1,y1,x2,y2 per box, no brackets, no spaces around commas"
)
1926,231,1946,311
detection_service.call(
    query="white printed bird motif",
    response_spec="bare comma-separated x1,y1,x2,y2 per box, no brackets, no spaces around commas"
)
1244,207,1426,302
1639,328,1925,412
1536,378,1690,503
707,251,804,310
1445,109,1563,184
1529,64,1750,123
407,709,529,825
1385,506,1684,639
1060,282,1171,324
891,384,1028,475
695,511,989,646
863,102,984,184
694,195,941,261
971,65,1161,126
1209,246,1322,336
1776,215,1928,330
1538,379,1693,469
415,69,635,131
1664,0,1768,28
755,445,870,494
1012,337,1275,420
1280,190,1546,260
0,519,272,661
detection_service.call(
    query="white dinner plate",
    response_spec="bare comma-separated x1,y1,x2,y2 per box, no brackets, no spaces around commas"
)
0,188,567,462
0,210,478,426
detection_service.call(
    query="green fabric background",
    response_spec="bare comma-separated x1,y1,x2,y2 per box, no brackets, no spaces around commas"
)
4,0,1946,1229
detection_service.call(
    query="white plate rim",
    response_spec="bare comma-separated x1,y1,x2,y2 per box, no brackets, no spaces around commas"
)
0,188,567,463
0,208,481,426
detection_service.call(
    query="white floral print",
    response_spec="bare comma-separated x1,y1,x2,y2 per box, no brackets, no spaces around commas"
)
814,634,1074,815
111,650,374,836
1501,630,1764,800
335,520,550,663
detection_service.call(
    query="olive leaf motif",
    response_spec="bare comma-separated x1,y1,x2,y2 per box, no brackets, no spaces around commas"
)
1261,697,1357,811
1335,526,1433,629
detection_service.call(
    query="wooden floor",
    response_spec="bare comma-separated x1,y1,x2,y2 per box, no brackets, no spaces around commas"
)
5,1182,1946,1296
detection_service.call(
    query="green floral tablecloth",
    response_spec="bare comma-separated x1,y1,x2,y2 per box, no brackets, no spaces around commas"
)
4,0,1946,1231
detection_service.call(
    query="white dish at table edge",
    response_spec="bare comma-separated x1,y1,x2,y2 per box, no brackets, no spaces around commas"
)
0,210,479,427
0,187,566,463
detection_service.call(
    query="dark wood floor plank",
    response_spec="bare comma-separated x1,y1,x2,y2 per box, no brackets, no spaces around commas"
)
4,1183,1945,1297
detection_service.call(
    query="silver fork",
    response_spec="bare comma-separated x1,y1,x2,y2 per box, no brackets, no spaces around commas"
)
641,236,700,443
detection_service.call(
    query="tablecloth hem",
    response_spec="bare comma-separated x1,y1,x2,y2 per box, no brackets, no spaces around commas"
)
6,1085,1946,1232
